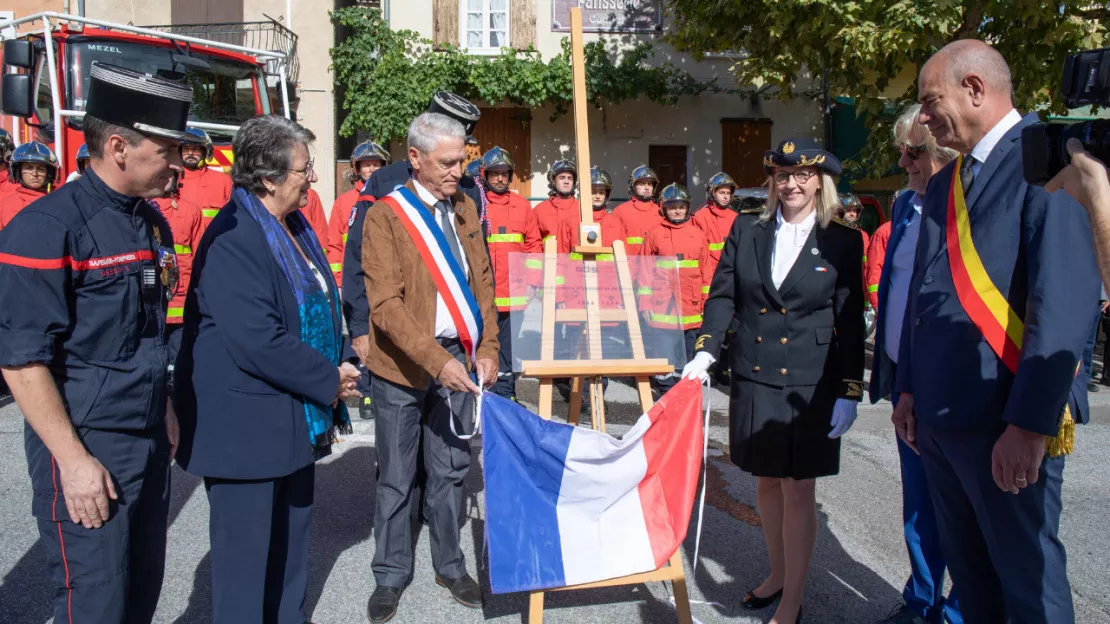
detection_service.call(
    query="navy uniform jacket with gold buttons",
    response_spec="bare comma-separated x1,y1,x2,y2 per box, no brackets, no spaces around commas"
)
0,169,174,514
695,213,865,399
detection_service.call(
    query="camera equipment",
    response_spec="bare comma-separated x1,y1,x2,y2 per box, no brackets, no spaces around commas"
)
1023,47,1110,185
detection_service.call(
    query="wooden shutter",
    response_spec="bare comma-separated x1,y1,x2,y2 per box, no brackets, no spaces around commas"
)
721,119,773,188
471,107,532,197
434,0,460,47
510,0,535,50
648,145,688,189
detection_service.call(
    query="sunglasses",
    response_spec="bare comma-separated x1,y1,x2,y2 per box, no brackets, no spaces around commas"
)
900,143,928,161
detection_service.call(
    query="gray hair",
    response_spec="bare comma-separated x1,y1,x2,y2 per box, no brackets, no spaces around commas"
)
407,112,465,153
231,115,316,194
892,103,959,164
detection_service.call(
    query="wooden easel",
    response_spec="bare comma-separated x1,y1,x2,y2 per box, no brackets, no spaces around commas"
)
513,8,694,624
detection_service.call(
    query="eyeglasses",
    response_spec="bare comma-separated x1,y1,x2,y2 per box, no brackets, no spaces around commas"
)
900,143,928,161
772,170,816,185
288,158,315,178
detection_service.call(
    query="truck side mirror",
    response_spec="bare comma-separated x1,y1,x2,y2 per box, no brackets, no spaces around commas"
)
3,39,34,69
1,74,34,118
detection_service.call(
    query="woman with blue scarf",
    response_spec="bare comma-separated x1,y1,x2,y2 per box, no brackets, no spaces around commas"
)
174,115,361,624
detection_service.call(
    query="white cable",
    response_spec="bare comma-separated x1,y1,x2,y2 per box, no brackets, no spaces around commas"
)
691,375,712,576
449,377,483,441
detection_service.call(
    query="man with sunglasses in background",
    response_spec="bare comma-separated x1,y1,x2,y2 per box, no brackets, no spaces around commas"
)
869,103,963,624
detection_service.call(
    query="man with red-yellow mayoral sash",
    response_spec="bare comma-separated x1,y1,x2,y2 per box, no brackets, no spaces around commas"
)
891,40,1100,624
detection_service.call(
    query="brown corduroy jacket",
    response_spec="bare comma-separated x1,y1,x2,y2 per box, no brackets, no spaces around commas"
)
361,179,499,389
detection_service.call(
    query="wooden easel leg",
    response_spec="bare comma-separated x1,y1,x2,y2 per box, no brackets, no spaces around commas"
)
538,379,554,420
528,590,545,624
568,376,583,426
635,376,654,410
591,377,606,432
668,552,694,624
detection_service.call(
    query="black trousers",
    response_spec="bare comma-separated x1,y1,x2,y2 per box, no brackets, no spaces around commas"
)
490,311,517,399
371,340,473,587
205,463,315,624
29,427,170,624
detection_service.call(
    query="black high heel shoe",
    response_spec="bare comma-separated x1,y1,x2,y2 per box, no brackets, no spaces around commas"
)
740,587,783,610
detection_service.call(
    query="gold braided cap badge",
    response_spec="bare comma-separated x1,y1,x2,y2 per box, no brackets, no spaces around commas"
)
694,334,710,351
782,142,795,154
797,154,826,167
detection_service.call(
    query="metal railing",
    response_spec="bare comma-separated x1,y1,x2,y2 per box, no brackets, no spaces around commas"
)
144,17,299,85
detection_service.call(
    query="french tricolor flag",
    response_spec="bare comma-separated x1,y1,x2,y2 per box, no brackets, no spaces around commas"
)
482,378,705,594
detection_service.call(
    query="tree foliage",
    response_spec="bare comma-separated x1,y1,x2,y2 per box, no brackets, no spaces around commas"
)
664,0,1107,177
331,6,719,141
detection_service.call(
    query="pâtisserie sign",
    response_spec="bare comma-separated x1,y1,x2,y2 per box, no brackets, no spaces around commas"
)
551,0,662,33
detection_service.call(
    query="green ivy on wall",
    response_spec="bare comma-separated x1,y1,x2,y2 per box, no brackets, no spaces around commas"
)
330,6,720,141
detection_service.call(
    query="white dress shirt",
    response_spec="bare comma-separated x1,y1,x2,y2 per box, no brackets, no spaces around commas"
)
884,193,923,364
411,178,469,340
770,207,817,290
967,109,1022,177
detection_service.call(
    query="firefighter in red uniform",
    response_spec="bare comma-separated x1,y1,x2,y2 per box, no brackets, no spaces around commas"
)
151,189,202,368
328,141,390,282
481,146,542,400
692,171,741,384
611,164,663,257
534,160,578,251
177,128,233,231
0,142,58,230
0,129,19,201
301,185,329,256
640,183,711,392
692,172,738,282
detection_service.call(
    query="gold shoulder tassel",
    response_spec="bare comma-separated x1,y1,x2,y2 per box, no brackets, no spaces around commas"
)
1044,405,1075,458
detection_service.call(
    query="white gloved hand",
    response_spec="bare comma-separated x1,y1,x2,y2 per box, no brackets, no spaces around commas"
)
681,351,716,382
828,398,858,439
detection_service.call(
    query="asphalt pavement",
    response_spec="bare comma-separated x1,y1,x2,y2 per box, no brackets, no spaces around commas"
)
1,377,1108,623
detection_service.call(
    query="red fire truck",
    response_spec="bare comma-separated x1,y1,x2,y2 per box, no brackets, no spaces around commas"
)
1,11,293,179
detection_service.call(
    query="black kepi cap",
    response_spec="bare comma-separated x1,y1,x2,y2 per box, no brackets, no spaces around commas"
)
763,138,842,176
427,91,481,136
84,62,203,143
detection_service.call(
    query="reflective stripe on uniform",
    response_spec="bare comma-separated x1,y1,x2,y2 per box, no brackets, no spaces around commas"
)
525,259,544,269
173,244,191,255
488,233,525,243
626,237,644,245
167,307,184,319
343,233,348,243
701,285,710,294
495,296,529,307
656,259,700,269
568,252,583,260
867,284,879,293
201,208,220,218
597,254,614,261
708,242,725,251
636,286,653,295
555,276,566,285
651,313,703,324
330,263,342,273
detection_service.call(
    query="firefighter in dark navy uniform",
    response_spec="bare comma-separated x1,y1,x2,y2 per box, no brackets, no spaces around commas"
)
0,62,203,624
682,138,865,624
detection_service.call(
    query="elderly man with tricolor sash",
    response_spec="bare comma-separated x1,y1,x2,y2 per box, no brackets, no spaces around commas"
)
892,40,1100,623
360,111,499,623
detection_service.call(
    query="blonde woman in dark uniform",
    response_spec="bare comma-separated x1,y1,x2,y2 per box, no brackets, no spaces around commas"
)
683,138,865,624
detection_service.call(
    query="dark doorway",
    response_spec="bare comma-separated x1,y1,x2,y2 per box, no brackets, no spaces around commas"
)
648,144,687,190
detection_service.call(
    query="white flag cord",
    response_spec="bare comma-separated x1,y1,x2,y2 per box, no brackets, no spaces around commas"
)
450,376,485,441
692,376,712,576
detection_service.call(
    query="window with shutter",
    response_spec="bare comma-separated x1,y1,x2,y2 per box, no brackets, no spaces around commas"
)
459,0,510,55
433,0,460,46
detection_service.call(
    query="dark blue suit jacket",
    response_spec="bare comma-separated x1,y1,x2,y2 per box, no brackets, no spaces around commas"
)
893,113,1100,434
868,191,917,403
175,197,345,479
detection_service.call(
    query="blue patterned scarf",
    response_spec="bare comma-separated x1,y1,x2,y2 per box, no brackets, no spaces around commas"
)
232,186,352,456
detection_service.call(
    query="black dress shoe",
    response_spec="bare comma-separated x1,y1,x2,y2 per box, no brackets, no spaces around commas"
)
740,587,783,610
435,573,483,608
368,585,404,623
